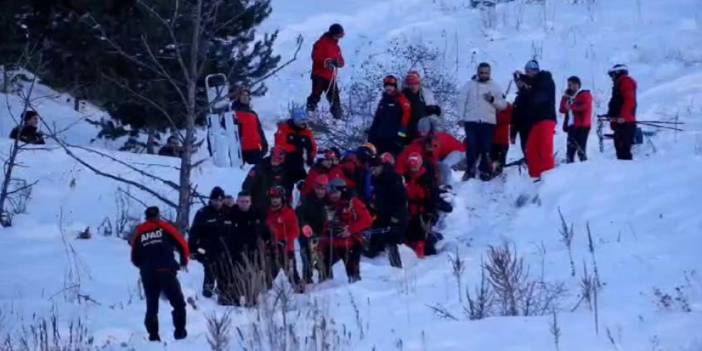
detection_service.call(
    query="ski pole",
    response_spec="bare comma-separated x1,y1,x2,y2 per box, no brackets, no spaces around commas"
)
637,122,684,131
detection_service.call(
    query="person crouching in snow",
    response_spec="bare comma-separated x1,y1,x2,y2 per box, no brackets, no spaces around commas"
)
274,107,318,184
318,178,372,283
231,87,268,165
402,153,440,258
131,206,189,342
265,186,301,287
368,75,412,155
559,76,593,163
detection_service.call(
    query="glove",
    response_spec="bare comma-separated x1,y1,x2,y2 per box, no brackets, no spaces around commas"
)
302,225,314,238
324,58,339,70
426,105,442,116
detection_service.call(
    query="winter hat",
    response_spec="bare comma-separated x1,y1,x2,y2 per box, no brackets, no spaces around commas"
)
356,143,377,163
608,64,628,75
323,149,339,161
405,71,421,85
144,206,160,219
524,60,540,72
328,178,347,192
407,152,423,170
291,107,308,125
383,75,398,88
417,117,436,136
210,186,225,201
380,152,395,166
329,23,345,36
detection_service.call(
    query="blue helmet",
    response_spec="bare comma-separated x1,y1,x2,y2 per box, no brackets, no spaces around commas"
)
291,107,308,124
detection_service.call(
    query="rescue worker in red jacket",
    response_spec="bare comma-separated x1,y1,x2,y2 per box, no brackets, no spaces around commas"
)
306,23,345,119
131,206,189,342
402,153,440,258
265,185,301,285
396,120,465,186
492,102,513,175
274,107,318,183
301,149,343,197
231,87,268,165
559,76,593,163
318,178,372,283
368,75,412,156
606,64,638,160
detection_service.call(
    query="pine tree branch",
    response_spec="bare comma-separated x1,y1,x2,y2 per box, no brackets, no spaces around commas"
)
250,34,304,86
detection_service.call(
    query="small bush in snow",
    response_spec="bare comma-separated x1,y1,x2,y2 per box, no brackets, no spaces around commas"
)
0,306,94,351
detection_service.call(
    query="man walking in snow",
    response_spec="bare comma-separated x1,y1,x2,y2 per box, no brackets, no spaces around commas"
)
131,206,189,341
606,64,638,160
231,87,268,165
458,62,508,181
188,186,229,298
512,60,557,180
307,23,345,119
559,76,593,163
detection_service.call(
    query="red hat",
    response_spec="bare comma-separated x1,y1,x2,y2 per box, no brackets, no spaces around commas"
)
314,174,330,187
407,152,423,169
383,75,398,87
405,71,421,85
323,149,338,161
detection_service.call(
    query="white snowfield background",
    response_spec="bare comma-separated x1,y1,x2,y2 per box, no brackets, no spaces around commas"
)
1,0,702,350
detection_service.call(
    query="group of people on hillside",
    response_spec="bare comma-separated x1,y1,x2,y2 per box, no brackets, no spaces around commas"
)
127,23,639,342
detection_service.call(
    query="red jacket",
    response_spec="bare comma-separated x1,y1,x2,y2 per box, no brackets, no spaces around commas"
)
266,206,300,253
396,132,466,175
404,167,432,217
311,33,345,81
301,163,344,196
233,101,267,152
321,197,372,248
274,120,318,158
494,104,513,146
131,220,190,271
559,90,593,128
607,75,637,123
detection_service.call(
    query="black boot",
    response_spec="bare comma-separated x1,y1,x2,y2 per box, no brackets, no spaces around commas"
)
174,328,187,340
387,244,402,268
148,333,161,342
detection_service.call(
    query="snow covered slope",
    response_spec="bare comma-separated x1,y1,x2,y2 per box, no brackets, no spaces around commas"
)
1,0,702,350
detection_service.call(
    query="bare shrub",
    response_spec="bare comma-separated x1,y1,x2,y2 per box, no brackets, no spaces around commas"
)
557,208,576,277
1,306,94,351
448,248,466,302
550,311,561,351
485,242,566,316
465,260,494,320
206,310,233,351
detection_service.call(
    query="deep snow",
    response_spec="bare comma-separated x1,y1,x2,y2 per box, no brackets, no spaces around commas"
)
1,0,702,350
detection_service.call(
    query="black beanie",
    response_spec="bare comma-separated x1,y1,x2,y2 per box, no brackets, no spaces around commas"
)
145,206,160,219
210,186,225,200
329,23,344,36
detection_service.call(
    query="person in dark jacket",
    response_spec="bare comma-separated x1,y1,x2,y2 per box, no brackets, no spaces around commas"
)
559,76,593,163
402,71,441,141
158,136,182,157
511,60,557,179
368,154,408,268
241,148,296,215
274,108,318,183
368,75,412,155
188,186,229,298
307,23,345,119
606,64,638,160
221,191,268,306
10,111,45,145
131,206,189,342
232,88,268,165
296,175,330,283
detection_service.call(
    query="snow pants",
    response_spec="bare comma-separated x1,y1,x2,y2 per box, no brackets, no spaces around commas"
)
307,75,342,119
490,144,509,175
525,120,556,179
613,122,635,160
318,242,362,283
141,270,186,338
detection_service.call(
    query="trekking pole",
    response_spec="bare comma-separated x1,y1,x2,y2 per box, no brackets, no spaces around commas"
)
637,122,684,131
636,120,685,125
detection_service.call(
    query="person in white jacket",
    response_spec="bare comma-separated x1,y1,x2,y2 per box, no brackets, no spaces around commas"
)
457,62,507,181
